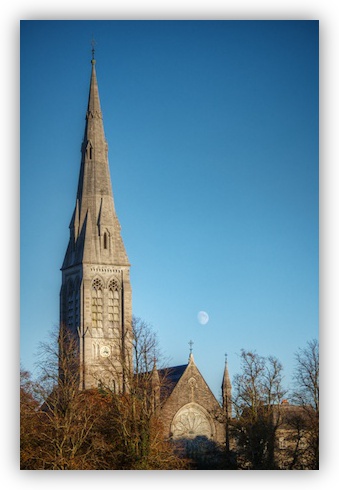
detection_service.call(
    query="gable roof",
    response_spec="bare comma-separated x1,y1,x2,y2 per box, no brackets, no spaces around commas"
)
157,364,188,402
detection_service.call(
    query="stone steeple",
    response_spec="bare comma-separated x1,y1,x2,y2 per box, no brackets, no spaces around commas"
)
60,54,132,392
62,56,129,270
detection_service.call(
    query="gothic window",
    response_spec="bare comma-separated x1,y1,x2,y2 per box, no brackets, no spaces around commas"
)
171,403,213,440
92,342,101,360
92,278,103,329
103,232,108,249
108,288,113,323
86,141,93,160
98,375,116,393
108,278,120,329
74,277,80,329
65,277,80,331
67,279,74,329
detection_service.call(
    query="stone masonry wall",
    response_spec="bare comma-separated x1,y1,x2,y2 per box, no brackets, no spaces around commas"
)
160,360,225,445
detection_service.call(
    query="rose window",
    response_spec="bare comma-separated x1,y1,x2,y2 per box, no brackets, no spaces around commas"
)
171,404,212,440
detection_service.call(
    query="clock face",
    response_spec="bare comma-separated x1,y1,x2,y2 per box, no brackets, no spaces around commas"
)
100,345,111,358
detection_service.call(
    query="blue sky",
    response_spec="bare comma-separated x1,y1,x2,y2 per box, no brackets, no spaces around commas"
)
20,20,318,400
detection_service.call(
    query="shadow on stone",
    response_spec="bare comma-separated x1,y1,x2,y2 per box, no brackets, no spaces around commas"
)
172,436,237,470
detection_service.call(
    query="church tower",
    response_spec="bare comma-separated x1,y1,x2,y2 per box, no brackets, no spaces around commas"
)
60,53,132,392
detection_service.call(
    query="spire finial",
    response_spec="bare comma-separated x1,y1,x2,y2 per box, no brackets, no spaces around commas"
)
91,37,97,64
225,352,228,365
189,340,194,355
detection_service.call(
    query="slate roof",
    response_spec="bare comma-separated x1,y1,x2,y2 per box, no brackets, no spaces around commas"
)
157,364,188,402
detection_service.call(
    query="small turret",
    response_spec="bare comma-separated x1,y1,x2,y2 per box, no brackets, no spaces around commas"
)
222,354,232,451
222,354,232,419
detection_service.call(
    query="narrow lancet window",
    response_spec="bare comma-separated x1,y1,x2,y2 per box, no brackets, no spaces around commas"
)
74,277,80,330
108,278,120,330
67,279,74,329
92,278,103,329
86,141,93,160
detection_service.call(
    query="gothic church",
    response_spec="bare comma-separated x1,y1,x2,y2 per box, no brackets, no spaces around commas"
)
60,55,231,446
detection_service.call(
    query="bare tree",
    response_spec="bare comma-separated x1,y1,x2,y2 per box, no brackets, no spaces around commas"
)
28,325,111,469
132,316,160,374
20,367,41,469
281,409,310,469
231,350,286,469
21,318,186,470
291,339,319,469
92,316,186,469
293,339,319,411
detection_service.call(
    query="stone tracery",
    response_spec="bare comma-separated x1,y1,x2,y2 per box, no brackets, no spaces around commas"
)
171,403,213,440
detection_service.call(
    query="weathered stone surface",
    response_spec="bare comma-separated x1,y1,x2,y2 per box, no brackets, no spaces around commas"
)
160,355,226,444
60,59,132,391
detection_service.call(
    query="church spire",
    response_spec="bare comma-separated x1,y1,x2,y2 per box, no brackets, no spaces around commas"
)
62,54,129,270
85,55,104,136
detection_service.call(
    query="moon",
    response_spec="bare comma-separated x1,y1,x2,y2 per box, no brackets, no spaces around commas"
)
197,311,209,325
